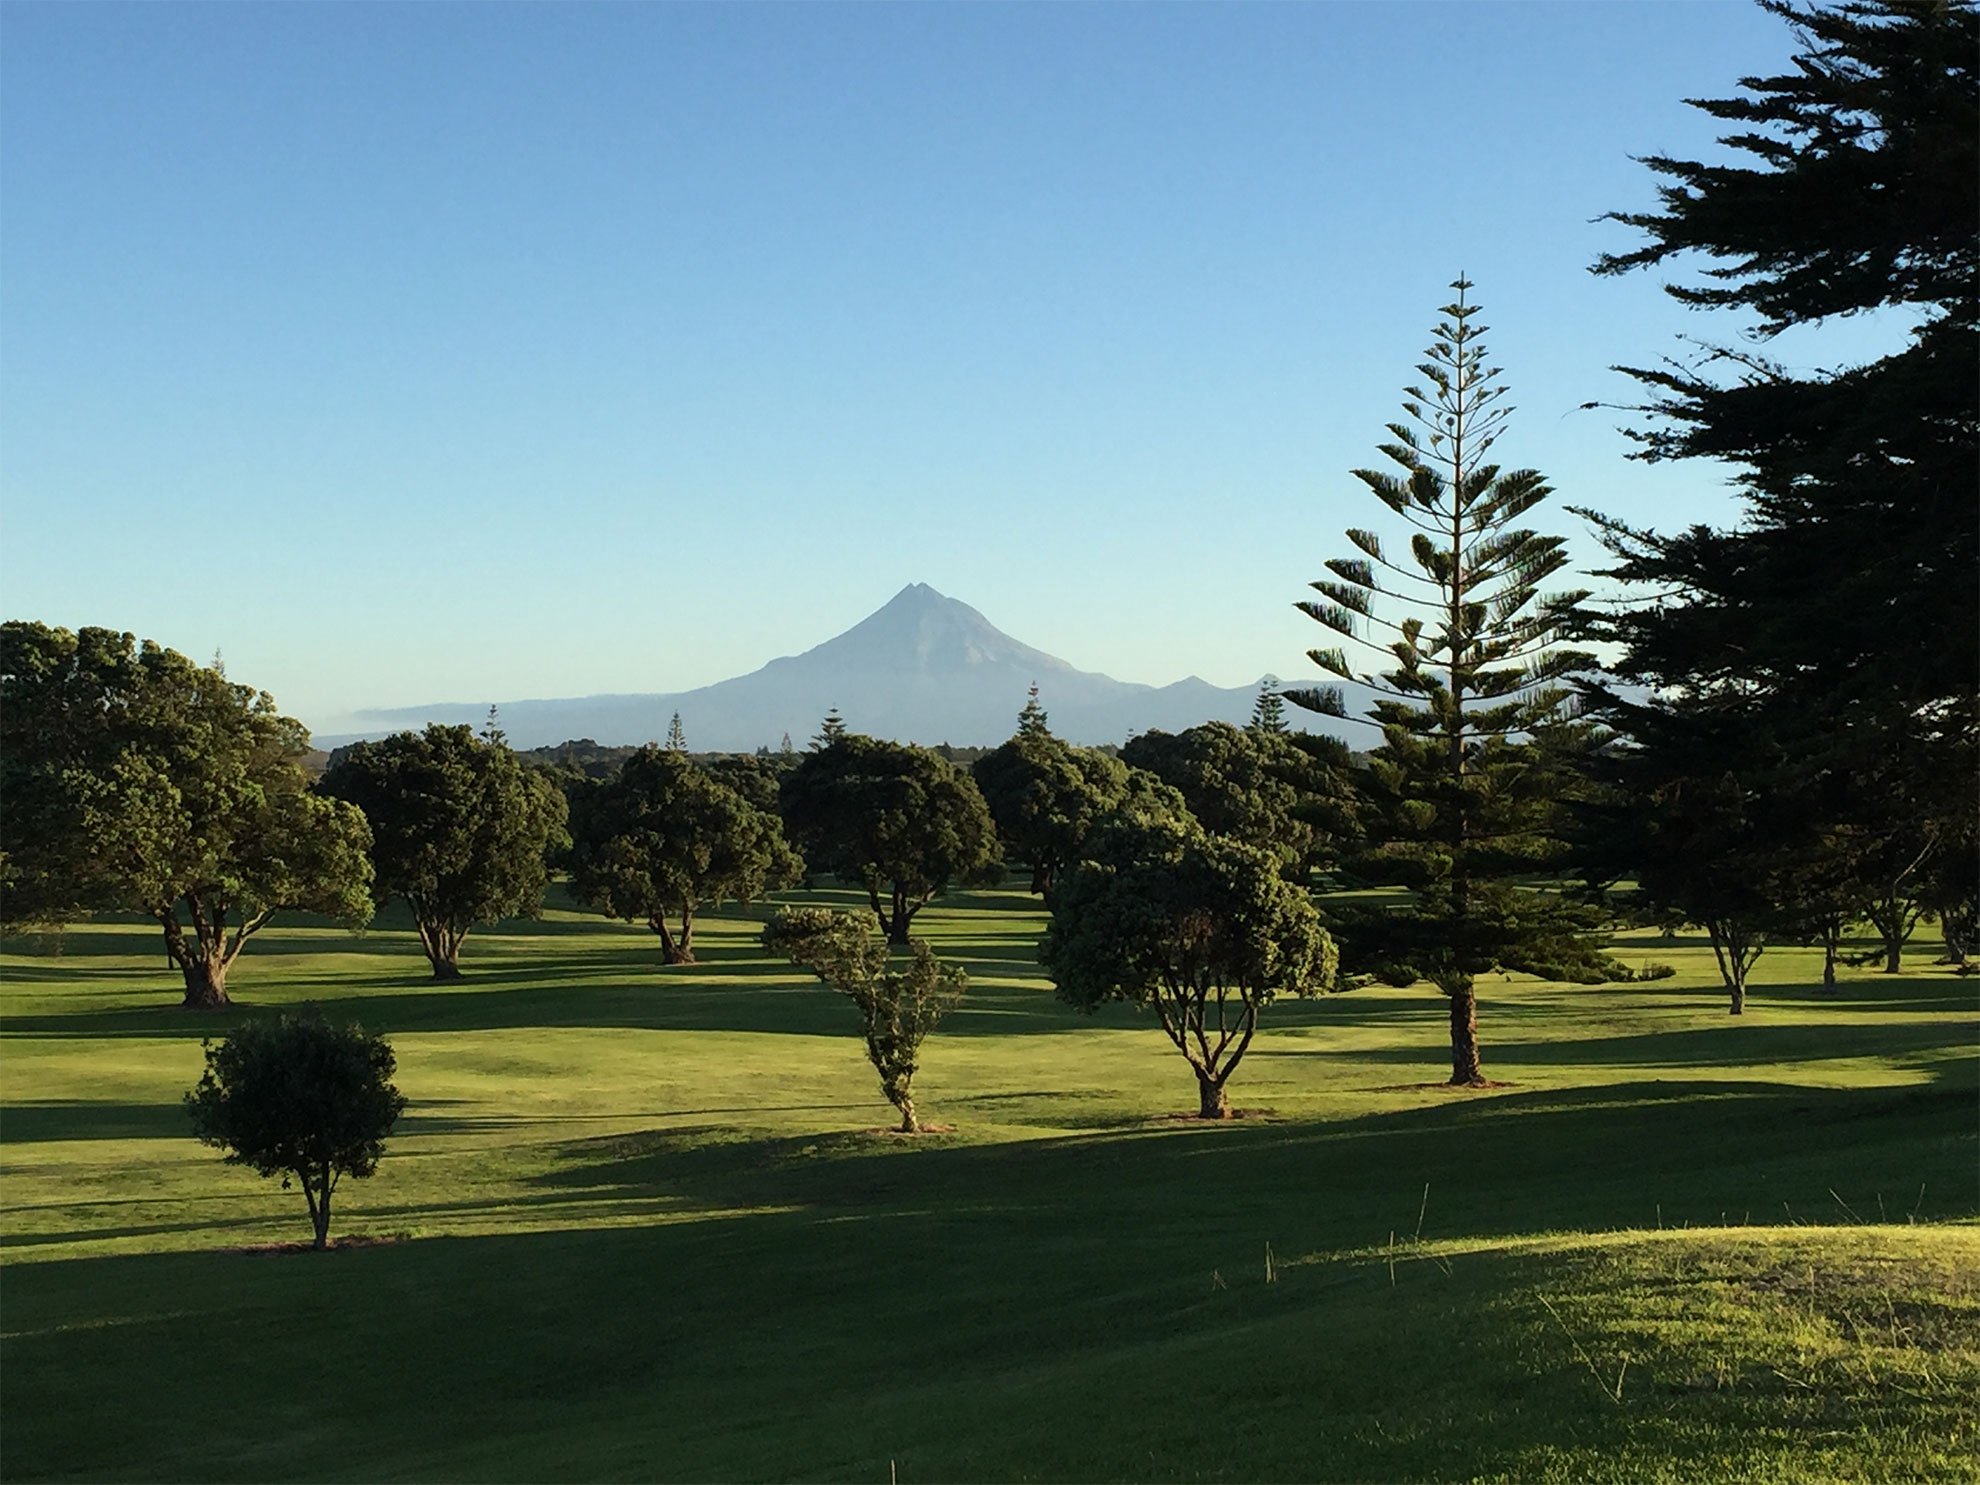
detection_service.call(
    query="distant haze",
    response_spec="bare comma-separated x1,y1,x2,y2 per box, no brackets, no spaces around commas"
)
318,583,1364,751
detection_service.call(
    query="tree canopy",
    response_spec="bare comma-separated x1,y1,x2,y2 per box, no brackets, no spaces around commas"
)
0,622,373,1007
779,734,999,944
319,724,568,979
185,1009,407,1249
570,746,802,964
972,730,1132,894
1120,722,1350,880
1042,815,1335,1118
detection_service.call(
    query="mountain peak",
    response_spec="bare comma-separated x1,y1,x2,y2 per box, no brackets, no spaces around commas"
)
807,583,1062,675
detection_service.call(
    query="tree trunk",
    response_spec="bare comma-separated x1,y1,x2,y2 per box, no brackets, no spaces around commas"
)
887,885,912,946
651,915,696,965
312,1172,331,1250
892,1093,919,1134
1029,861,1052,895
1868,897,1910,973
416,919,464,980
1448,984,1482,1085
1196,1071,1231,1119
178,952,230,1009
1821,924,1839,990
1706,919,1761,1015
160,911,231,1008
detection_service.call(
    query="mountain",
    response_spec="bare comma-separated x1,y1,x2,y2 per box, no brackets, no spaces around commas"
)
319,583,1363,752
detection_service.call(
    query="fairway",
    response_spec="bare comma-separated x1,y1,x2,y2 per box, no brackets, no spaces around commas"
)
3,886,1976,1482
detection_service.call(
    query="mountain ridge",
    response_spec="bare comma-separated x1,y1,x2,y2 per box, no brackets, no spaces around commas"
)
317,584,1358,751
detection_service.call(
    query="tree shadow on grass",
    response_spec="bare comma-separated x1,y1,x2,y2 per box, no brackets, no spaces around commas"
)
514,1073,1979,1246
0,962,1120,1042
2,1073,1973,1485
0,1100,189,1144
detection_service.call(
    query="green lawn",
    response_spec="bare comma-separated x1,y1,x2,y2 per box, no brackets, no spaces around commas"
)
2,886,1975,1482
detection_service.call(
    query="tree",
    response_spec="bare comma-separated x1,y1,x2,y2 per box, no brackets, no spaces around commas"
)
1016,683,1050,739
1042,815,1336,1118
1576,697,1798,1014
184,1009,408,1249
704,751,794,815
570,747,802,964
1580,0,1977,981
665,712,687,752
972,727,1133,895
1289,281,1631,1085
812,710,848,748
319,725,568,980
780,734,999,944
1249,679,1289,734
1,623,374,1008
762,907,965,1133
1122,721,1352,880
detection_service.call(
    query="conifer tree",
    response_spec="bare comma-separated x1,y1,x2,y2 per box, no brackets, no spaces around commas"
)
1580,0,1977,969
812,709,847,749
665,712,687,752
1291,280,1631,1085
1016,684,1050,740
1249,679,1288,735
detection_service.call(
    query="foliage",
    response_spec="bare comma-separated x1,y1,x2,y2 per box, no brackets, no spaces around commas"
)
0,622,373,1007
319,724,568,979
516,738,643,781
1121,721,1354,879
1016,683,1050,740
1576,700,1800,1014
779,733,999,943
1580,0,1978,979
1248,679,1289,734
570,747,801,964
665,713,687,752
1042,815,1335,1117
703,752,794,816
972,729,1132,894
183,1009,407,1249
761,906,965,1132
1287,283,1625,1082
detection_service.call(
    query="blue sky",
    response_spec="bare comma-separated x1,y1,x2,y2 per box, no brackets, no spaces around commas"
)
0,1,1901,735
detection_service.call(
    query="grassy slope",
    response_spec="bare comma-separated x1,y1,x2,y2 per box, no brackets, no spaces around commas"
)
1,887,1974,1482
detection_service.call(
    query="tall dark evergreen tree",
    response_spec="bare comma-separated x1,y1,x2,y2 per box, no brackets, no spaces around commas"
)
665,712,687,752
1291,280,1632,1085
1249,679,1289,735
1580,0,1978,973
1016,684,1050,740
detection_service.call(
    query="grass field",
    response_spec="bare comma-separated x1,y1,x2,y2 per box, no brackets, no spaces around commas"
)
3,884,1975,1482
